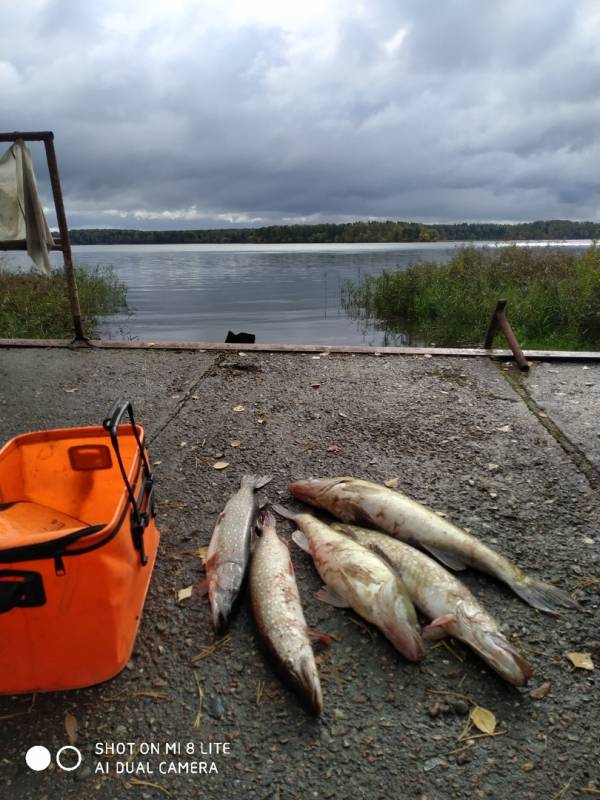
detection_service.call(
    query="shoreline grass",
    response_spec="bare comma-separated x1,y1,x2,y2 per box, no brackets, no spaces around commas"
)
342,245,600,350
0,264,128,339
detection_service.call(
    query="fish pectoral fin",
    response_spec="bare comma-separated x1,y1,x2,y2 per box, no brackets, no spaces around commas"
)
422,545,467,571
422,614,455,640
315,586,350,608
292,529,311,554
273,503,296,521
305,627,334,646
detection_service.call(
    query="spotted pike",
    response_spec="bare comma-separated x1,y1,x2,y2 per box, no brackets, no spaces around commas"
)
206,474,271,633
288,477,578,615
274,506,425,661
250,511,323,714
334,523,532,685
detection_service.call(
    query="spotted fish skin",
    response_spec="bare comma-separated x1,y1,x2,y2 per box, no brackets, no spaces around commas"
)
284,510,425,662
250,512,323,714
288,477,578,615
334,524,532,686
206,474,270,633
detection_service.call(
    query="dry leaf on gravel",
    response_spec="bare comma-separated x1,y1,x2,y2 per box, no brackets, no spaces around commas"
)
384,478,399,488
530,682,551,700
470,706,496,735
566,652,594,670
212,461,229,470
232,405,245,412
65,712,78,744
196,546,209,563
177,586,193,602
229,439,241,447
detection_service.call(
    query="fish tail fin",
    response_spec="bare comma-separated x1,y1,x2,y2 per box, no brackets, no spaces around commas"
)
508,576,580,615
272,503,296,521
242,474,272,490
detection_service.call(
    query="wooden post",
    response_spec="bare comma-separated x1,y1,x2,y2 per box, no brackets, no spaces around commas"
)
43,135,86,342
484,299,529,371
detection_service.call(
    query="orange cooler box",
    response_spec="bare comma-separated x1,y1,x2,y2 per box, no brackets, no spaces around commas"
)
0,401,159,693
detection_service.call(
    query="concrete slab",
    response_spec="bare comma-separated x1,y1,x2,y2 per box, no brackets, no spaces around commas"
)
0,348,218,441
525,361,600,469
0,349,598,800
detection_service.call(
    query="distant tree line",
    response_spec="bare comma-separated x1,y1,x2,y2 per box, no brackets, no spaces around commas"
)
68,219,600,245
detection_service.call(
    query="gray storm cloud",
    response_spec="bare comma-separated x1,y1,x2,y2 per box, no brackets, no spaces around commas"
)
1,0,598,228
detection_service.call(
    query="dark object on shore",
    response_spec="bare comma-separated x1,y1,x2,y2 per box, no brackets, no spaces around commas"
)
225,331,255,343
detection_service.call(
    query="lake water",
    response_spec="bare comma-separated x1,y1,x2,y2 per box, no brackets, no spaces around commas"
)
3,241,592,346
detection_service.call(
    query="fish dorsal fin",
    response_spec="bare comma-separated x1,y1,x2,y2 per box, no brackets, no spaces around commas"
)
364,540,398,571
292,529,311,554
422,545,467,571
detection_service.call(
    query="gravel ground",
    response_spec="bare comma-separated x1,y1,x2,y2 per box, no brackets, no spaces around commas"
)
0,347,598,800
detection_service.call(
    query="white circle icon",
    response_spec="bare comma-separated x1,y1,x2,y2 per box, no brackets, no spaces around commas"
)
25,746,52,771
55,745,83,772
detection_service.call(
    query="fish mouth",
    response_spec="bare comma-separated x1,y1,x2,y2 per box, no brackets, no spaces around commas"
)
211,603,232,635
470,631,532,686
381,621,426,662
288,655,323,715
455,602,532,686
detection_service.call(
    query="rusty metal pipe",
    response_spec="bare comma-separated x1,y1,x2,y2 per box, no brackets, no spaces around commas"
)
484,299,529,370
42,137,86,342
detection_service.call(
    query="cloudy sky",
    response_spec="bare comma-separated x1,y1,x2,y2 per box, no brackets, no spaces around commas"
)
2,0,599,229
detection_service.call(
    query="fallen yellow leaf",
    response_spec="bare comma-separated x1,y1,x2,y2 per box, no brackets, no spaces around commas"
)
212,461,229,470
566,652,594,670
470,706,496,735
384,478,399,488
65,712,78,744
178,586,193,602
196,546,209,563
229,439,241,447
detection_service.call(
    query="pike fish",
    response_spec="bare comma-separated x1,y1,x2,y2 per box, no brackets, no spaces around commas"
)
205,474,271,633
288,477,578,615
274,506,425,661
334,523,532,686
250,511,324,715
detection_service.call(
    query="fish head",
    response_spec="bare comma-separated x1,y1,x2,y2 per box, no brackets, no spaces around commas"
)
377,578,425,662
209,562,244,634
288,477,373,522
286,653,323,715
455,601,532,686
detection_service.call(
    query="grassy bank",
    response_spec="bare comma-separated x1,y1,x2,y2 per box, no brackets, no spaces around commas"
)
342,245,600,349
0,264,127,338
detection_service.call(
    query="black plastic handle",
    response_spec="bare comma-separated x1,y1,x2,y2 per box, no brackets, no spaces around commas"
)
103,400,134,438
0,570,46,613
102,400,154,567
